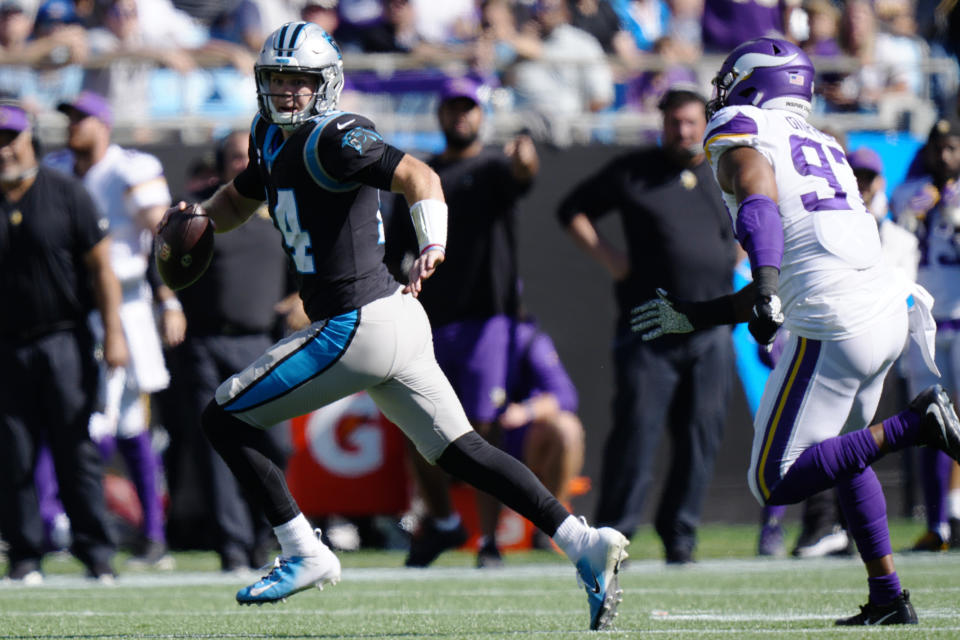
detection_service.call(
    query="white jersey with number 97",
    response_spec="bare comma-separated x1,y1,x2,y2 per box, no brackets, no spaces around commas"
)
704,105,909,340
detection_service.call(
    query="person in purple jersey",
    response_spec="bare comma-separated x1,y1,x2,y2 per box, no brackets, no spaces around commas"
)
165,22,628,631
634,37,960,626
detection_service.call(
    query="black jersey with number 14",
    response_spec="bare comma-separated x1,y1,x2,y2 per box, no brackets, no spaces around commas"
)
233,111,404,321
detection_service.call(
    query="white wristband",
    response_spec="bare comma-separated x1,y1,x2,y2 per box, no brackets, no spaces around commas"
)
161,297,183,312
409,198,447,255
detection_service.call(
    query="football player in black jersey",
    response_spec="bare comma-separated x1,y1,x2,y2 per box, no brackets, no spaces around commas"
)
159,22,628,631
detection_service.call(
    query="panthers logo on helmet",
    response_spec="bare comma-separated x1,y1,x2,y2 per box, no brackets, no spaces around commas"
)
341,127,382,155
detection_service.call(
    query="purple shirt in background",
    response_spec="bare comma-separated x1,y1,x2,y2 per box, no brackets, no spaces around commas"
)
701,0,788,53
508,321,578,414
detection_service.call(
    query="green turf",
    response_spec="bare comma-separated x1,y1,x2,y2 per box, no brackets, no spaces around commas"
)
2,518,959,639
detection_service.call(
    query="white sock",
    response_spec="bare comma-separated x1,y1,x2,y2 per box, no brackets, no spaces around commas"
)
949,489,960,520
274,513,322,557
433,513,461,532
552,515,596,562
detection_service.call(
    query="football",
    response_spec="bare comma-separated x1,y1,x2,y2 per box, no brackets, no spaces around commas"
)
154,205,216,290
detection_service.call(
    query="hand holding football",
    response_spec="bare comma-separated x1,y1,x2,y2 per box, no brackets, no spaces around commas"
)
154,203,215,290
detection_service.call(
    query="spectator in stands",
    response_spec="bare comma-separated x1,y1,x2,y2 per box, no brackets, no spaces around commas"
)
300,0,339,39
873,0,927,99
823,0,926,113
801,0,841,57
0,0,87,110
0,103,123,584
623,36,698,112
162,130,299,571
83,0,197,123
569,0,642,67
700,0,798,54
666,0,703,57
612,0,671,52
44,91,184,568
509,0,615,145
410,0,477,48
208,0,265,53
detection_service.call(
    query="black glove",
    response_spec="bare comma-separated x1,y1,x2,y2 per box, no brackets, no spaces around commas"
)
748,294,784,345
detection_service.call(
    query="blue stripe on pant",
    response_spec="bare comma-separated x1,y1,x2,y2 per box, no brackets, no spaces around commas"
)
223,310,359,413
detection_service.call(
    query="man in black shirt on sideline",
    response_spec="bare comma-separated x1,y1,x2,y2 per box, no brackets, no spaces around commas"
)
558,86,738,564
0,102,126,582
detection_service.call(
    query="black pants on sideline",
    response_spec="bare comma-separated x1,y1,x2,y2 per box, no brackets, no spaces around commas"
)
0,329,115,570
595,326,733,556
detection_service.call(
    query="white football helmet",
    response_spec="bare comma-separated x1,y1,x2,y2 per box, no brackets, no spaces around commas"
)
255,21,344,131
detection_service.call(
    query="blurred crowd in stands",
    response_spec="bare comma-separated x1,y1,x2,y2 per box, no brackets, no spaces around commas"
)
0,0,958,145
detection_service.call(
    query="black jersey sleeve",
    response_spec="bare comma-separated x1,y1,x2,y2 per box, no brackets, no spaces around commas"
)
310,113,391,183
233,132,266,201
352,144,404,191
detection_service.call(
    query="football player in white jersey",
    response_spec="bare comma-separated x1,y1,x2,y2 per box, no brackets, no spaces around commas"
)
633,37,960,626
44,91,184,567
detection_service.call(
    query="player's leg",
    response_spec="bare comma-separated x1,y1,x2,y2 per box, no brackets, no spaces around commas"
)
409,317,512,567
594,333,676,538
903,333,953,549
202,306,397,603
368,292,628,630
116,390,170,567
746,317,919,624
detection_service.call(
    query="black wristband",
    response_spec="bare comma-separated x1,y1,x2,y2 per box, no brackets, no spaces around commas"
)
753,265,780,299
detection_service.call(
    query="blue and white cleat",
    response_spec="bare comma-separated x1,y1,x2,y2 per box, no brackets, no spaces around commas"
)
236,540,341,605
576,526,629,630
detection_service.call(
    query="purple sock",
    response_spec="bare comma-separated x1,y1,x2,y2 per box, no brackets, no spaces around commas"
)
837,467,891,561
921,449,952,534
97,435,117,463
881,408,920,451
118,433,165,543
33,444,65,545
762,505,787,525
868,573,902,606
768,428,880,504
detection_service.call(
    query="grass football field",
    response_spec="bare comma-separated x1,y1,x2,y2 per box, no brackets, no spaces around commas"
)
2,519,959,639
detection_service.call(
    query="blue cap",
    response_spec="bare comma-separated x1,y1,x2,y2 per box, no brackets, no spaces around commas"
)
36,0,79,26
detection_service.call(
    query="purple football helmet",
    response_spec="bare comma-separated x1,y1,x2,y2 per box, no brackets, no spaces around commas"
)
707,37,815,119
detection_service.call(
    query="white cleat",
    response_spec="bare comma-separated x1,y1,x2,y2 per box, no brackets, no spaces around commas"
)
236,532,341,605
576,526,629,631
